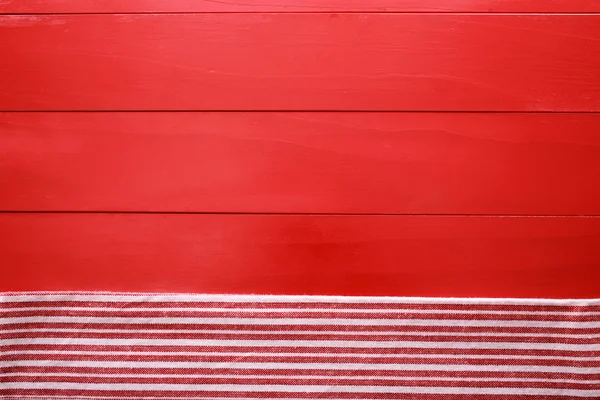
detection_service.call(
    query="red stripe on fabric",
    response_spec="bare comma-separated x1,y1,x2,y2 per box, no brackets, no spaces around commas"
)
4,301,600,313
2,309,598,321
2,331,599,345
4,322,599,335
0,389,594,399
3,366,599,380
3,344,598,357
5,353,600,367
3,376,599,390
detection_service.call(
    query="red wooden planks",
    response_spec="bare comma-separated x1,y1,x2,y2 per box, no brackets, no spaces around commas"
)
2,0,600,13
1,14,600,111
1,3,599,302
2,112,600,215
1,213,599,297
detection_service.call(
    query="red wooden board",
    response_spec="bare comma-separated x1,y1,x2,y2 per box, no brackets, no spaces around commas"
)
1,0,600,13
2,112,600,215
1,214,599,298
1,14,600,111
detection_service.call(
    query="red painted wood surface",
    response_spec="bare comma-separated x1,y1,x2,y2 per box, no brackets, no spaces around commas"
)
2,4,599,299
2,112,600,215
1,214,599,298
2,14,600,111
2,0,599,13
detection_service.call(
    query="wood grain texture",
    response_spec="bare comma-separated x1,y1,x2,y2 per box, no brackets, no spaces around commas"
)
2,112,600,215
1,213,599,298
1,0,599,13
1,14,600,111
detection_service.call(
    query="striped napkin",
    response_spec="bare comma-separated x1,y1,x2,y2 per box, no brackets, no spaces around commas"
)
1,292,598,399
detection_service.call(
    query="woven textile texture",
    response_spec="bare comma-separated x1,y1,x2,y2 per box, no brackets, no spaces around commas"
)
1,292,599,399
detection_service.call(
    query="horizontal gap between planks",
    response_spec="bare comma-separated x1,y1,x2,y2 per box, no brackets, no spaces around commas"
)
1,211,599,218
3,110,600,114
2,12,600,15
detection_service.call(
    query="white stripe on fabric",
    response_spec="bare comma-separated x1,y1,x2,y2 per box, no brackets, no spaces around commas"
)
4,307,600,316
5,360,599,373
6,351,599,361
2,293,599,305
3,338,599,350
4,329,599,338
4,373,600,383
3,317,599,328
3,382,600,396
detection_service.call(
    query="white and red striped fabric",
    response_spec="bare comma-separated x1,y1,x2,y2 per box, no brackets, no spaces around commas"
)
1,292,599,399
